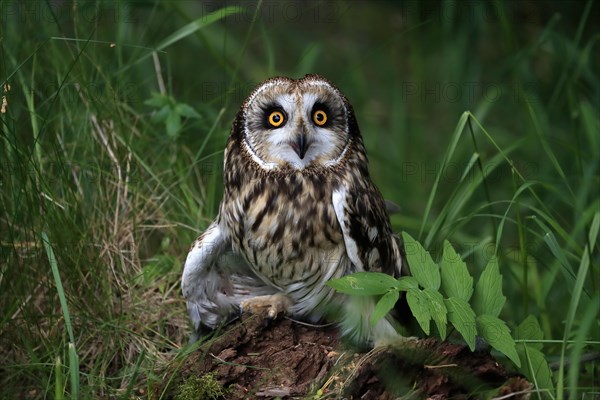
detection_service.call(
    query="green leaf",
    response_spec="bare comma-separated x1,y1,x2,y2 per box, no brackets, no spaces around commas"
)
445,297,477,351
513,315,544,351
175,103,201,119
517,345,554,391
472,256,505,317
406,288,431,335
371,290,400,326
401,232,440,290
327,272,399,296
151,105,171,123
394,276,419,291
440,241,473,301
476,315,520,367
144,92,168,107
165,111,181,138
423,288,447,339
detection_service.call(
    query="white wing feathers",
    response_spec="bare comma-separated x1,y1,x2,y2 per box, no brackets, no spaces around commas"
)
181,221,229,331
182,221,276,336
332,186,364,270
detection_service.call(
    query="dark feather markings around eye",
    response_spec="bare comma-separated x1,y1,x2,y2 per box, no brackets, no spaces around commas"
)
311,103,330,127
264,106,287,129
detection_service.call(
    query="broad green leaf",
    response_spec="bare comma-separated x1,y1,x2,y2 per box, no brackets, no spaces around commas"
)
445,297,477,351
406,288,431,335
472,256,505,317
144,92,168,107
175,103,201,119
151,105,171,124
394,276,419,291
513,315,544,351
476,315,520,367
401,232,440,290
423,288,447,339
371,290,400,326
327,272,399,296
165,111,181,138
517,345,554,392
440,241,473,301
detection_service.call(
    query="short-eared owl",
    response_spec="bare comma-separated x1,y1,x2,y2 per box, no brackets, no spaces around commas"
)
182,74,404,343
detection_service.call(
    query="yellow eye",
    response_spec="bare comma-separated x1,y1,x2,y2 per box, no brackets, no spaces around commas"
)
313,110,327,126
268,110,285,128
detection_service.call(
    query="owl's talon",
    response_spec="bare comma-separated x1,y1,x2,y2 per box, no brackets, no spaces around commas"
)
239,294,291,320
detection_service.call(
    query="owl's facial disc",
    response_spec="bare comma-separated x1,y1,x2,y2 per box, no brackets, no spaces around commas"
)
243,80,351,170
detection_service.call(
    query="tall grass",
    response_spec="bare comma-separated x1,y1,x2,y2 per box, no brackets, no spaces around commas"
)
1,1,598,398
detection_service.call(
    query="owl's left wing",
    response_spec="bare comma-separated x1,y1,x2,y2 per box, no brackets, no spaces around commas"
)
332,184,403,277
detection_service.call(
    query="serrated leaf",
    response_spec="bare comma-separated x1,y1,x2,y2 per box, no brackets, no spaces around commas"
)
175,103,201,119
401,232,440,290
513,315,544,351
517,345,554,391
440,241,473,301
371,290,400,326
406,288,431,335
394,276,419,291
165,111,181,138
476,314,520,367
327,272,399,296
423,288,447,339
445,297,477,351
472,256,505,317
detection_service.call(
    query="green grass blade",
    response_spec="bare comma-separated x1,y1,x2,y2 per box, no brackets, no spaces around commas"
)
123,6,244,71
68,343,80,399
42,232,75,344
55,356,64,400
43,232,80,398
567,293,600,400
419,111,470,241
557,212,597,399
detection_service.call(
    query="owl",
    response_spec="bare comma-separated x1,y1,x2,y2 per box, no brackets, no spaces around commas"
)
182,74,405,344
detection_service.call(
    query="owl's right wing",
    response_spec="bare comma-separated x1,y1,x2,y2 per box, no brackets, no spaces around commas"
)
331,184,407,343
331,184,404,277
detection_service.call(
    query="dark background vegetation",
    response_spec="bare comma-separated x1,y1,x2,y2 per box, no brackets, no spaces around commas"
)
1,0,598,398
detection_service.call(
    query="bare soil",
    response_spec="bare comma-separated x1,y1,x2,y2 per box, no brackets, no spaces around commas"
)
155,315,532,399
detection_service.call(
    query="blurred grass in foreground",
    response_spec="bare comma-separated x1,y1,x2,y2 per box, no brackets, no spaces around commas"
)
0,1,598,398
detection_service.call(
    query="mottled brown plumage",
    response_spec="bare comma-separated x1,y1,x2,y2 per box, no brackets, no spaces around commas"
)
182,75,404,343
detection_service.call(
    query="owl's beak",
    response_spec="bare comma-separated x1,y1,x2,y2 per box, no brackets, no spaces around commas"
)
292,133,309,159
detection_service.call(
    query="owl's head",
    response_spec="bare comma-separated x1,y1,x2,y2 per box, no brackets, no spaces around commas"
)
236,74,361,170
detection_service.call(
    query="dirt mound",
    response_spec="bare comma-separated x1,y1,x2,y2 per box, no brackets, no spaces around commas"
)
156,315,531,399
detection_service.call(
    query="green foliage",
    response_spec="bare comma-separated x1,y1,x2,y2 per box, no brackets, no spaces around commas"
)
175,373,227,400
145,92,201,139
329,233,522,366
514,316,554,393
1,1,598,398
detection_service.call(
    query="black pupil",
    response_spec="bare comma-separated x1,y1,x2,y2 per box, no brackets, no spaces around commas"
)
316,112,324,121
272,113,280,123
